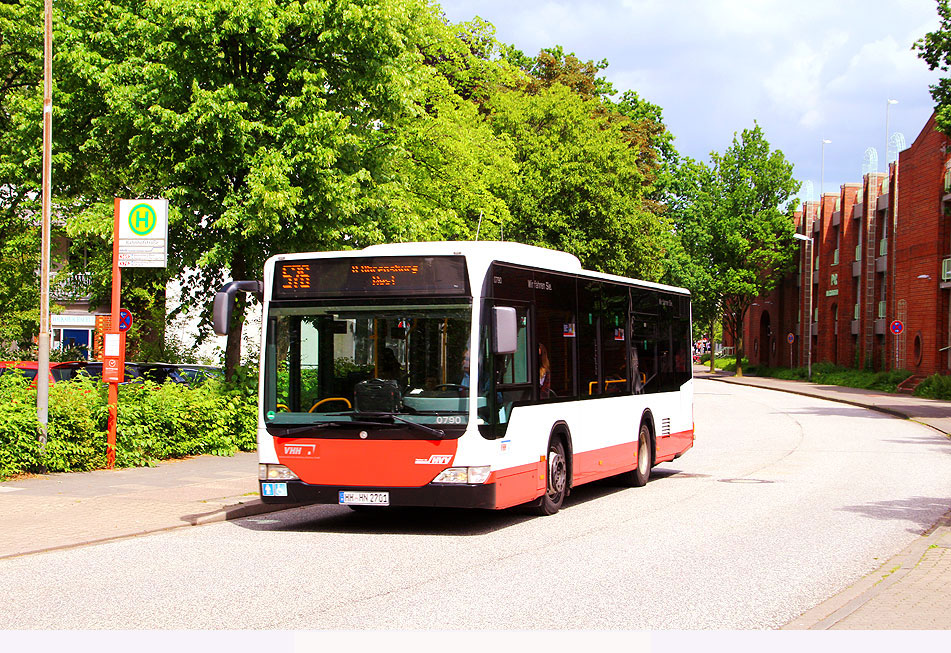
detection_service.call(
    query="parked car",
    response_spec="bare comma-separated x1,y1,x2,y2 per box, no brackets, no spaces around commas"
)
0,361,83,384
67,361,144,384
168,364,222,385
1,360,223,386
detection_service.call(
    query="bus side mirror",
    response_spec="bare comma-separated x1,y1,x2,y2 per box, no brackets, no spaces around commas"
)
213,281,264,336
492,306,518,355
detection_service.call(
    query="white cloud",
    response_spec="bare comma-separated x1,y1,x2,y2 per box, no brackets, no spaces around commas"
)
763,32,850,128
439,0,946,188
828,35,935,96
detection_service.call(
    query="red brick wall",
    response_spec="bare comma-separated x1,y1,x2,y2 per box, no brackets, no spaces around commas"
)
721,112,951,379
894,114,951,376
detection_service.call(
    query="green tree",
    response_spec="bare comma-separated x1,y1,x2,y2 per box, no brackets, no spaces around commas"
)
708,124,800,376
915,0,951,135
46,0,442,376
0,0,46,348
664,157,722,371
380,16,517,242
490,82,669,280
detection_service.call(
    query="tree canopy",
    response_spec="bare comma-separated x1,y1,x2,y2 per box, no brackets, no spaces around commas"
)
665,124,800,375
916,0,951,136
1,0,800,378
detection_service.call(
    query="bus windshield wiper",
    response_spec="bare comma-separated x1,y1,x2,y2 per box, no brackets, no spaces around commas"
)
389,414,446,439
355,413,447,439
269,421,389,437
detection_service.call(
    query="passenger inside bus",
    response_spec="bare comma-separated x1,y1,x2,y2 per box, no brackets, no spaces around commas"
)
538,343,551,399
378,347,403,381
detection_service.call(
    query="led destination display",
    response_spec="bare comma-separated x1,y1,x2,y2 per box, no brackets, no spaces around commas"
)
273,256,469,299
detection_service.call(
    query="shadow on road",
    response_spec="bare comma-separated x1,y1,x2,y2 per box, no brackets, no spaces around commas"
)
839,496,951,534
232,468,702,536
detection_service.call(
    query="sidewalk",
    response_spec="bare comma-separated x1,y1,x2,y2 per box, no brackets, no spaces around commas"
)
696,365,951,629
2,370,950,628
0,451,285,559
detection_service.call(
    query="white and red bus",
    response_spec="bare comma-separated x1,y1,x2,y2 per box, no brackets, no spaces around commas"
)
214,242,693,515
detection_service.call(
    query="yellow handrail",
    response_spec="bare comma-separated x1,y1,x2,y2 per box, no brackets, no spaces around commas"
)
309,397,353,413
588,378,628,395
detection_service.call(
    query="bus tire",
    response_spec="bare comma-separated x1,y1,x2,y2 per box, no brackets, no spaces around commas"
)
621,421,653,487
533,438,568,515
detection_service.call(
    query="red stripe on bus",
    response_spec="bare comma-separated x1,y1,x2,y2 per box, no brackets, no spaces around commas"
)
491,427,695,509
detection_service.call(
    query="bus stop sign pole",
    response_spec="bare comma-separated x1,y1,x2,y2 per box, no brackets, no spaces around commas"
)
106,198,123,468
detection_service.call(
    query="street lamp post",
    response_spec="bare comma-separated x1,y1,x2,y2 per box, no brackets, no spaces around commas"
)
821,139,831,200
37,0,53,461
885,99,898,171
794,233,813,381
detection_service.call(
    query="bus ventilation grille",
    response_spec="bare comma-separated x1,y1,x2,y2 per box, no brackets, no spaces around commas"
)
661,418,671,437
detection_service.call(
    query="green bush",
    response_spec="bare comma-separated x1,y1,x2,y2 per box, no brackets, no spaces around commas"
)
740,363,912,393
709,356,752,373
0,372,257,480
914,373,951,400
0,374,45,478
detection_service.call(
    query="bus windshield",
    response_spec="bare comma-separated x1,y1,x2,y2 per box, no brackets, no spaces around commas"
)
264,301,472,430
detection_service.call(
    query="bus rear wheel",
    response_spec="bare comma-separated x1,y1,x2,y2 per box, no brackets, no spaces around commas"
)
533,439,568,515
621,422,652,487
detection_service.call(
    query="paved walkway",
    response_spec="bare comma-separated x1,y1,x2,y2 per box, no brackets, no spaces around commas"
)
0,451,277,559
696,366,951,629
1,369,950,628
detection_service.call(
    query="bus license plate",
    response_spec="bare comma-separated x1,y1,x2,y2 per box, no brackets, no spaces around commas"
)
339,491,389,506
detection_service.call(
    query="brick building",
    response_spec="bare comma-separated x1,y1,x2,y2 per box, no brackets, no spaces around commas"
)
728,113,951,381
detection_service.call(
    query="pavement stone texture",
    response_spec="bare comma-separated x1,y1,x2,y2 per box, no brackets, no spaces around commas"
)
0,451,272,559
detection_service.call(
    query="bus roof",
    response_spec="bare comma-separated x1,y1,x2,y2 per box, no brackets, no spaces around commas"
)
272,241,689,297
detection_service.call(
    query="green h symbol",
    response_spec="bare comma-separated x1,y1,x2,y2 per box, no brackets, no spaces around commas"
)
129,204,157,236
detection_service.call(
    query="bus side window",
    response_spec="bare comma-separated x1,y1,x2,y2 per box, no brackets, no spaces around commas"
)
601,283,629,395
479,304,532,436
578,281,600,396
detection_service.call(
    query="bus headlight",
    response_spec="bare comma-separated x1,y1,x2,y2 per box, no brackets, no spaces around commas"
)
259,464,299,481
432,466,491,484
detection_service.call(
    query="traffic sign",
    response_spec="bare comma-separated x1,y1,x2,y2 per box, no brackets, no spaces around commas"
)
787,332,795,345
117,198,168,268
118,308,133,332
890,320,904,335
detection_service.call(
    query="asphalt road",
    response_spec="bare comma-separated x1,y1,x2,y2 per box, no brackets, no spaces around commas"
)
3,378,951,629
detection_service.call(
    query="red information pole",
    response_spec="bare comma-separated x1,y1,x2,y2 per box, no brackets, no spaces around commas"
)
107,198,123,468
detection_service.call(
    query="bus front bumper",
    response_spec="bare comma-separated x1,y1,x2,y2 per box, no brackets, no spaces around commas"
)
259,480,497,509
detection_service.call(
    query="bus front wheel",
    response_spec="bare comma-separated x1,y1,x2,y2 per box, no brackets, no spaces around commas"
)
533,439,568,515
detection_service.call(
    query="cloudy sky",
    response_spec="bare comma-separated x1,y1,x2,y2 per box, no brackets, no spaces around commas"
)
439,0,945,201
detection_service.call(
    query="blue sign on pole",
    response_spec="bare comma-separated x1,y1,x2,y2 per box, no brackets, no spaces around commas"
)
889,320,904,336
118,308,133,332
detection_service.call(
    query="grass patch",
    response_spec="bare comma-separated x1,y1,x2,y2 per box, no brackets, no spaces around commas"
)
708,359,912,394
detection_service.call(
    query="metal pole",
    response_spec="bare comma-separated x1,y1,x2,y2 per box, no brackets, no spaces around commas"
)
107,198,121,469
812,140,830,381
37,0,54,462
807,238,813,381
886,99,898,370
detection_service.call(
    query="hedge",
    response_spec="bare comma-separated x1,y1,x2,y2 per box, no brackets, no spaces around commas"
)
0,371,257,480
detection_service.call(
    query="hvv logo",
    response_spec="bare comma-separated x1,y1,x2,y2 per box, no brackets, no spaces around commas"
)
415,454,453,465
